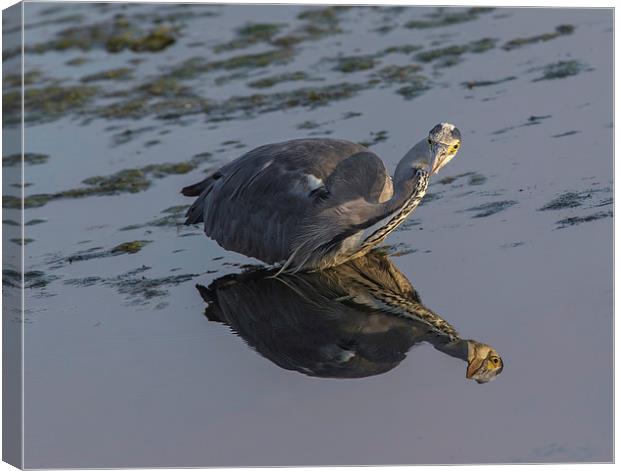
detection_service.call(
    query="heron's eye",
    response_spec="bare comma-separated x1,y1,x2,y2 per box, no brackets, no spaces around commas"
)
490,356,500,366
453,143,460,150
428,138,432,144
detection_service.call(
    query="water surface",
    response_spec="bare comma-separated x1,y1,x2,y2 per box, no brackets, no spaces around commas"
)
3,3,613,467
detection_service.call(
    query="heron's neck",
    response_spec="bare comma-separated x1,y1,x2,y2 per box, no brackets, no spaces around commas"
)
393,139,431,186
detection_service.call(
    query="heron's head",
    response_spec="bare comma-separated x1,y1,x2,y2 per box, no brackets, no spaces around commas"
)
428,123,461,175
465,341,503,384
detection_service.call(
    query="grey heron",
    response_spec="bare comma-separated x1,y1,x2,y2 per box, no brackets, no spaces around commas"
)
197,251,503,382
183,122,461,272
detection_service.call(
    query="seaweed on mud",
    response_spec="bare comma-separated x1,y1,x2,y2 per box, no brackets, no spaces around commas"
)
372,64,424,84
11,238,34,245
166,48,295,80
3,84,98,125
297,120,320,130
532,60,590,81
3,269,58,289
105,269,201,303
464,200,517,218
552,130,580,138
333,55,377,73
3,153,49,167
66,57,90,66
492,115,552,135
381,44,422,55
214,23,284,52
359,130,388,147
206,81,370,120
416,38,496,64
271,6,348,47
4,16,178,60
463,76,516,89
396,77,431,99
539,189,610,211
119,204,192,231
405,7,494,29
417,191,441,207
247,71,309,89
468,173,487,186
3,70,44,88
3,153,213,210
25,219,46,225
556,211,612,229
111,240,152,254
138,77,190,97
503,25,575,51
438,172,487,186
62,240,151,264
81,67,133,82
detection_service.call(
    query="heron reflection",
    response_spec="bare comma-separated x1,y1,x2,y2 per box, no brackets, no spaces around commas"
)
197,252,503,383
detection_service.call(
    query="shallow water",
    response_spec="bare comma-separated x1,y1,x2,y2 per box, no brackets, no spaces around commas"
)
3,3,613,467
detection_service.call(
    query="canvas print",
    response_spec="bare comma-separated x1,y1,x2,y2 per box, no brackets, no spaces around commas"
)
2,1,613,468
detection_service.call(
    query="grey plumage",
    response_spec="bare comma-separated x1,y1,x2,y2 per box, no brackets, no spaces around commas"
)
183,123,462,271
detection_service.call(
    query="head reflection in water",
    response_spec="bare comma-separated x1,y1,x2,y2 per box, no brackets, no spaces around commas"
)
197,251,503,383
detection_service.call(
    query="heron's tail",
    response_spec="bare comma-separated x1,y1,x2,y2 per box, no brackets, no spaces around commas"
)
182,174,219,225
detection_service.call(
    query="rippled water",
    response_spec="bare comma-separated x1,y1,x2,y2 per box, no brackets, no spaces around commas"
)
3,3,612,467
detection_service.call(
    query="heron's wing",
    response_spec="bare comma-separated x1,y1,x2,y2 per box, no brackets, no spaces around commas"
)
284,152,400,269
323,151,393,205
196,139,377,264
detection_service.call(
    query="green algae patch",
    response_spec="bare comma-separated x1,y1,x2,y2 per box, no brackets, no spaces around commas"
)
463,76,516,89
503,25,575,51
4,15,178,60
405,7,494,29
297,120,320,130
334,55,377,73
416,38,496,64
216,48,294,70
4,154,211,210
382,45,422,55
111,240,152,254
359,130,388,147
106,26,176,53
416,45,468,63
11,238,34,246
271,6,347,47
373,65,424,84
212,81,369,119
464,200,517,218
396,78,430,100
3,84,98,125
139,77,189,97
247,71,308,89
81,67,133,82
4,70,44,88
539,189,610,211
66,57,90,66
214,23,284,52
120,204,191,231
469,38,497,53
556,211,612,229
167,48,294,80
3,269,58,289
3,153,49,167
552,130,580,138
532,60,590,81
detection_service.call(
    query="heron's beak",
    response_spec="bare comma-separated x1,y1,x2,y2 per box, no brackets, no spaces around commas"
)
430,147,450,175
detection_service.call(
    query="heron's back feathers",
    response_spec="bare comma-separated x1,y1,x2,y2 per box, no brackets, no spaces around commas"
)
181,138,395,269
